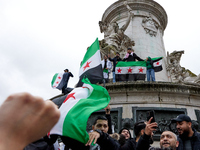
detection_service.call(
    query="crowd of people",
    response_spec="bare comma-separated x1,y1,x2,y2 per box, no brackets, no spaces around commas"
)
0,93,199,150
0,48,196,150
102,47,162,83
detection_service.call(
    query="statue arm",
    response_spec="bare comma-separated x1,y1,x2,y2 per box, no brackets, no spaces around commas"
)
121,2,134,31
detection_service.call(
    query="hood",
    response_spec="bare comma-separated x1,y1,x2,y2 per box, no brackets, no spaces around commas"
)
118,127,132,139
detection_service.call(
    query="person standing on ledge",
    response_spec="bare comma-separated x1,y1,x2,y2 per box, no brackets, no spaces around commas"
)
123,48,144,82
145,57,163,82
123,48,144,62
62,69,73,94
101,55,112,83
108,52,122,83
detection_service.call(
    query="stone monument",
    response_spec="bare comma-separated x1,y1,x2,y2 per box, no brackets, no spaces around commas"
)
51,0,200,146
99,0,168,81
95,0,200,143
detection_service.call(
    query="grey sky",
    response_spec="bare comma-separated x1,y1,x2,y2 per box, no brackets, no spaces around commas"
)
0,0,199,104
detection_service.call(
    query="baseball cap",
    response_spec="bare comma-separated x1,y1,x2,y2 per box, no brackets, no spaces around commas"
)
171,114,192,123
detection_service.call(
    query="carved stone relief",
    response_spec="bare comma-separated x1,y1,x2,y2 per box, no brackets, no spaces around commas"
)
166,50,199,83
99,1,135,56
142,13,159,37
121,118,134,130
132,107,187,140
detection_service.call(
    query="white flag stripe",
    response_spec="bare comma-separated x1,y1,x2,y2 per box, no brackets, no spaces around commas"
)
153,59,162,67
50,85,91,135
115,67,146,74
79,50,101,76
52,73,64,88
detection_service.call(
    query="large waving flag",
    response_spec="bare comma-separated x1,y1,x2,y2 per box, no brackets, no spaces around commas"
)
152,57,163,72
49,78,110,144
51,73,64,90
115,61,147,81
77,38,103,86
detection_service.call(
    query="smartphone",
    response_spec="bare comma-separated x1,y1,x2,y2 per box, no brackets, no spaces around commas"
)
146,110,156,123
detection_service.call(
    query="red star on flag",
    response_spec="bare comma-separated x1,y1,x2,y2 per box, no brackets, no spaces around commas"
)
47,132,50,137
156,62,160,65
138,68,144,73
58,76,61,79
127,68,133,73
56,81,59,84
63,93,75,103
83,61,92,71
117,68,122,73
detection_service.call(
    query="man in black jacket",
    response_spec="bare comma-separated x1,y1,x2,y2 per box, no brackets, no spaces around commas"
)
86,116,120,150
171,114,200,150
123,48,144,62
123,48,144,81
108,52,122,83
119,127,136,150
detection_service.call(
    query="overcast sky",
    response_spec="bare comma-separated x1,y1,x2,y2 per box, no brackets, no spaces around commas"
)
0,0,199,104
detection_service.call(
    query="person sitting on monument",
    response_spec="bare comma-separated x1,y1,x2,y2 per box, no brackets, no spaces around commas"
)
123,48,144,62
145,56,163,82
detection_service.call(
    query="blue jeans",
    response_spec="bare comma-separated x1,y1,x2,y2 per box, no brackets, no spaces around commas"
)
147,69,155,81
112,72,116,83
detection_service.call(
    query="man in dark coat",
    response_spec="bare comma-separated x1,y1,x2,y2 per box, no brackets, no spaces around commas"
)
123,48,144,62
123,48,144,81
171,114,200,150
87,116,120,150
62,69,73,94
108,52,122,83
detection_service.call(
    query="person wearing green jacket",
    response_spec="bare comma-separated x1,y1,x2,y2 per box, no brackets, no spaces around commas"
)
145,57,162,81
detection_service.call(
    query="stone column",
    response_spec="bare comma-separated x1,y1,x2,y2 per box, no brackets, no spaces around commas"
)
100,0,169,81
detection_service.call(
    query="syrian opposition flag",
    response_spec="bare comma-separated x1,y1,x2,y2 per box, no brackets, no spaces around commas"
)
115,61,146,81
49,78,110,144
77,38,103,87
152,57,163,72
51,73,64,90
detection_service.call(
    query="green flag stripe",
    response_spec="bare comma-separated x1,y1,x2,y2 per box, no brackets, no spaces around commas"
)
151,57,162,61
63,82,110,144
116,61,146,67
80,38,99,68
51,73,58,86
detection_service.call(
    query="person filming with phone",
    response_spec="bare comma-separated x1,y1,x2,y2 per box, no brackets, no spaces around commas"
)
136,117,179,150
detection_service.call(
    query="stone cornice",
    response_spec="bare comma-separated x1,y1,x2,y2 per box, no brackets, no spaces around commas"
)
104,81,200,96
102,0,167,30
